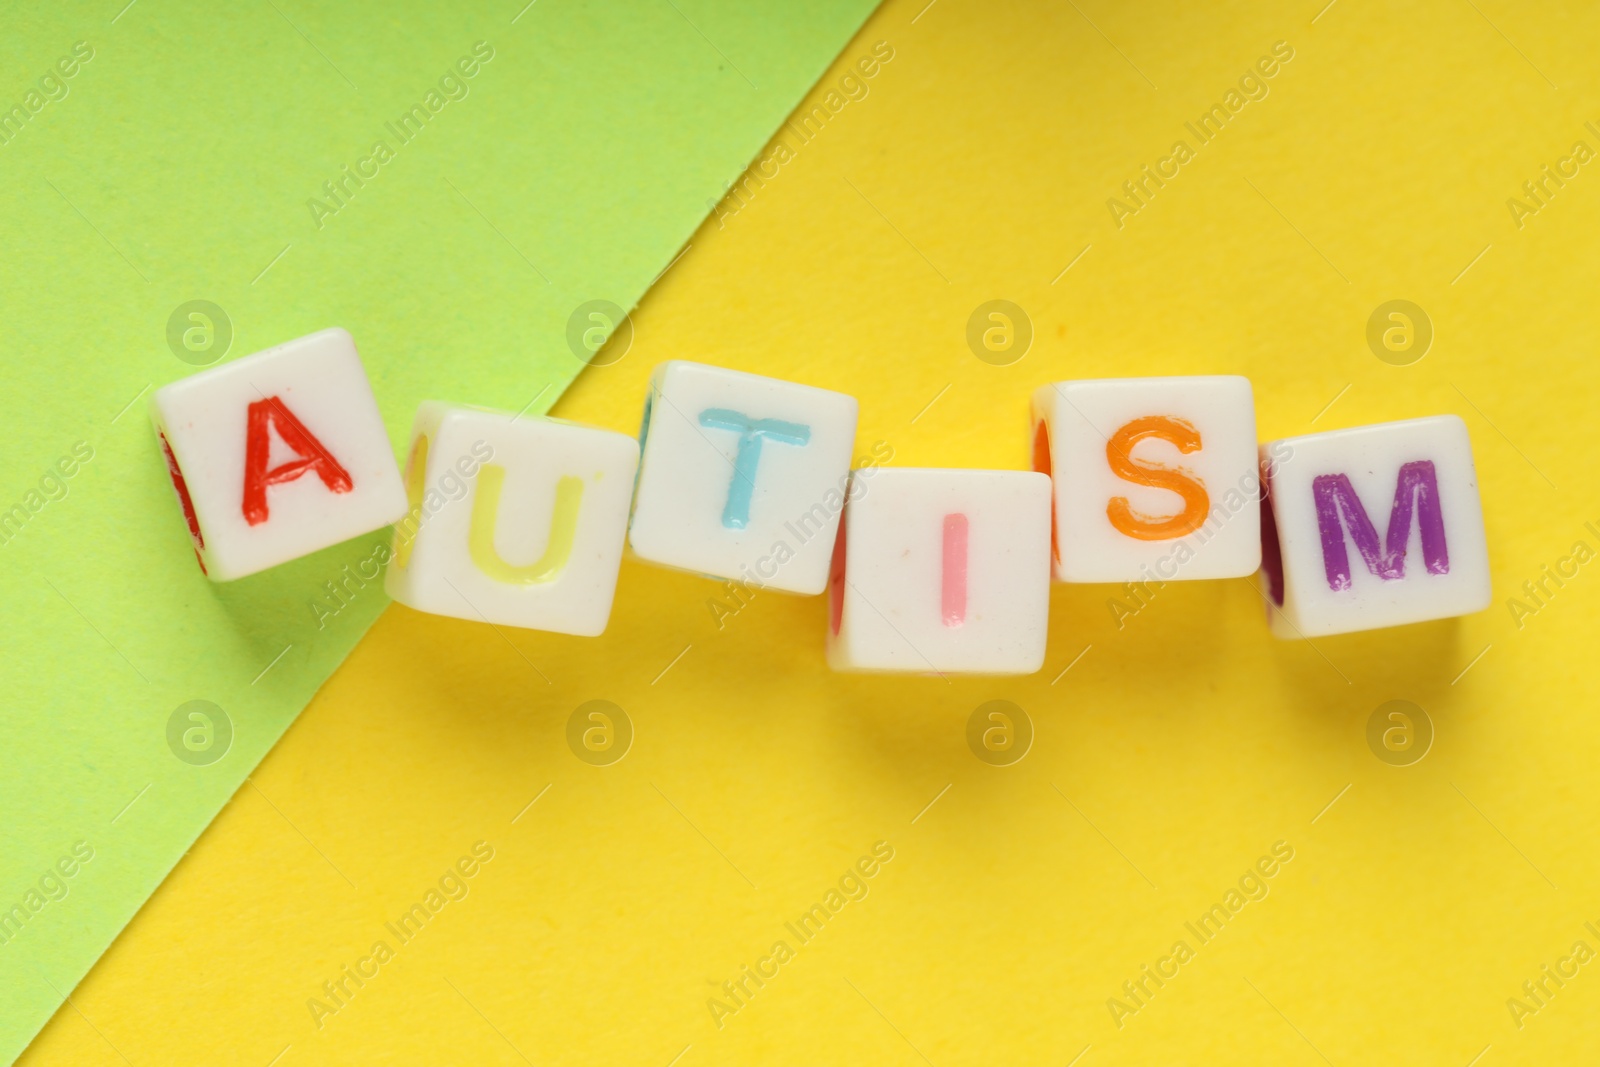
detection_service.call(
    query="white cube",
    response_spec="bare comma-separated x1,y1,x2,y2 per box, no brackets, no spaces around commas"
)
628,361,858,594
1031,376,1261,583
383,403,639,637
1260,414,1491,637
149,327,407,581
827,468,1052,675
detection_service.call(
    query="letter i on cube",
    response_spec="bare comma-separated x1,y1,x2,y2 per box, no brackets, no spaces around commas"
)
1260,415,1490,637
827,468,1052,674
1031,376,1261,582
384,403,639,637
628,361,858,594
148,328,408,580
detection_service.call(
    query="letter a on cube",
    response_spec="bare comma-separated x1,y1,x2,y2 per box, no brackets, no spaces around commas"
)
148,328,407,580
628,361,858,594
1031,376,1261,582
1259,415,1491,637
384,403,638,637
827,468,1052,674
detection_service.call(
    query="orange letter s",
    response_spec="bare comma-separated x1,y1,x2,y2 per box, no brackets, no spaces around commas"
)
1105,416,1209,540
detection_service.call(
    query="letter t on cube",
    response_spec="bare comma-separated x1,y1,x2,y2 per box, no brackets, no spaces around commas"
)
628,361,858,594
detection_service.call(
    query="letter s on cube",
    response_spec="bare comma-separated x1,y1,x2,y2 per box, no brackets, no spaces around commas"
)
627,361,858,594
384,403,638,637
1259,415,1491,637
148,328,407,581
827,468,1052,674
1031,376,1261,582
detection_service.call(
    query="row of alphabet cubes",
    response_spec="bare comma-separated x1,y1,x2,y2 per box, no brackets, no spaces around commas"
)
150,329,1491,674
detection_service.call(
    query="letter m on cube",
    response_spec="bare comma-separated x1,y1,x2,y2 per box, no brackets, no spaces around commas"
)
1259,416,1491,637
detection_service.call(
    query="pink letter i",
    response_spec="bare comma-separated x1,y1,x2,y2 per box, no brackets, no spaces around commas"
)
942,513,968,627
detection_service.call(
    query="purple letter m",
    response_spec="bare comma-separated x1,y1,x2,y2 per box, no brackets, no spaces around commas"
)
1312,460,1450,591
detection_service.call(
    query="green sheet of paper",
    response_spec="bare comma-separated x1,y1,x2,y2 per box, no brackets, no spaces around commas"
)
0,1,878,1058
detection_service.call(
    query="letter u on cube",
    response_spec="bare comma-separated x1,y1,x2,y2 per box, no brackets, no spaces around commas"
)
383,403,639,637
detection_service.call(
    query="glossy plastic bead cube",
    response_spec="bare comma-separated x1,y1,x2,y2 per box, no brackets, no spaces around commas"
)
827,468,1052,674
1031,376,1261,583
1260,415,1491,637
628,361,858,594
149,327,407,581
384,403,638,637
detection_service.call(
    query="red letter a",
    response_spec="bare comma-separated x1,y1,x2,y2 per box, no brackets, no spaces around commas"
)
242,397,353,525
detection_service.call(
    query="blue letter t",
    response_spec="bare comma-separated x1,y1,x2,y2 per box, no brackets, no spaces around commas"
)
697,408,811,529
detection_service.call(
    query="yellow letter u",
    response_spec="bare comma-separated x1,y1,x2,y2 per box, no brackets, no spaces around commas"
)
469,464,583,584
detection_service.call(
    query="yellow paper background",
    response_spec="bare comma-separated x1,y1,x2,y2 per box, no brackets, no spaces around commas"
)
23,0,1600,1063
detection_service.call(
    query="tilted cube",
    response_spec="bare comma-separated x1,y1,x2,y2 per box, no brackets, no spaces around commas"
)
1260,415,1491,637
1031,376,1261,583
384,402,638,637
628,361,858,594
827,468,1052,674
149,327,407,581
